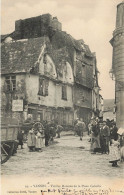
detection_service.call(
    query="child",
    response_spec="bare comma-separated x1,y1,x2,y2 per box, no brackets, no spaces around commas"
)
17,129,24,149
27,128,36,152
35,131,43,152
109,139,120,167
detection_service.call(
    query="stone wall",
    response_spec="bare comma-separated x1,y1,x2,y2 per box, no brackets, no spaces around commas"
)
73,84,92,109
1,74,26,122
112,2,124,128
26,74,73,108
14,14,62,40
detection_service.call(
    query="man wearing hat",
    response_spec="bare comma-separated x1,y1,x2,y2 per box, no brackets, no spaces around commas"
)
102,121,110,154
110,122,118,142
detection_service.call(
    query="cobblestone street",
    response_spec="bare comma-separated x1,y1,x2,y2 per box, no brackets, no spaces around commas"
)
1,133,124,178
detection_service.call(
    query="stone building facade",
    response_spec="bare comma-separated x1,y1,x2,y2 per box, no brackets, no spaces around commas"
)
1,14,102,128
110,1,124,128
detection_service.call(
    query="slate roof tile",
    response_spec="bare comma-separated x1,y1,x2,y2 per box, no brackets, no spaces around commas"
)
1,37,49,74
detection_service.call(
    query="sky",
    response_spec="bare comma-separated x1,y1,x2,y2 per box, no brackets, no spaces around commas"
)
1,0,122,99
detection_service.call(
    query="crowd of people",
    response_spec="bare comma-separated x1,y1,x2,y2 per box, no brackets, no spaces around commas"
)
88,117,124,167
16,115,124,167
17,118,64,152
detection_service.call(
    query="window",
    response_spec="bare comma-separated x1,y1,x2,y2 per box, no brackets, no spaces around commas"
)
28,108,33,114
38,77,49,96
46,111,52,122
5,75,16,91
62,85,67,100
43,54,47,64
37,113,43,122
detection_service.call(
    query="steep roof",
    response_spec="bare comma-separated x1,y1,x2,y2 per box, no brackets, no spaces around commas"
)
50,30,93,67
1,36,74,75
51,30,83,51
50,47,70,64
1,15,94,76
1,37,50,74
49,47,71,75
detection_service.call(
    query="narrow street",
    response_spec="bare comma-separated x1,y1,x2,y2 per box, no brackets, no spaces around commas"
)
1,133,124,179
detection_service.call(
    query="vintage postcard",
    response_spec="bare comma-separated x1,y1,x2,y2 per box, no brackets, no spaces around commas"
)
1,0,124,195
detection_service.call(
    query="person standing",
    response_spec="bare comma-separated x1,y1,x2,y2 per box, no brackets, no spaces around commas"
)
88,122,92,136
56,124,63,138
109,139,120,167
27,128,36,152
77,118,86,141
22,114,34,140
74,118,79,136
99,122,105,153
106,118,111,128
110,122,118,142
35,130,43,152
88,121,92,142
90,119,101,153
39,127,45,149
49,121,56,142
17,129,24,149
43,121,50,147
118,129,124,162
102,121,110,154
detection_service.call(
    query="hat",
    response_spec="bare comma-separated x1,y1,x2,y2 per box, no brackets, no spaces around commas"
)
117,128,124,135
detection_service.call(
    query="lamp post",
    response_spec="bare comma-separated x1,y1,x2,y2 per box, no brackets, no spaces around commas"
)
109,66,124,128
109,68,115,81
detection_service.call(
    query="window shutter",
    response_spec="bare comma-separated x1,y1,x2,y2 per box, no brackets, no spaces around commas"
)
65,86,67,99
39,77,43,95
62,85,67,100
45,80,49,96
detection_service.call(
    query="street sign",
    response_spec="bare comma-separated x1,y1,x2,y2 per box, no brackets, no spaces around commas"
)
12,99,23,111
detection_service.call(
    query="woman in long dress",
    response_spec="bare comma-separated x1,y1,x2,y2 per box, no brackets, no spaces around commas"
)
90,121,101,153
109,139,120,167
35,130,44,152
27,128,36,152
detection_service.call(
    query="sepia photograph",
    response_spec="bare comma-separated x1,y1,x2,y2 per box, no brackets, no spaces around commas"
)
1,0,124,194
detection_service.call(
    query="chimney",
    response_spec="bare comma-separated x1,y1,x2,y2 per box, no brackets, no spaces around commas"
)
14,14,52,40
51,17,62,31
